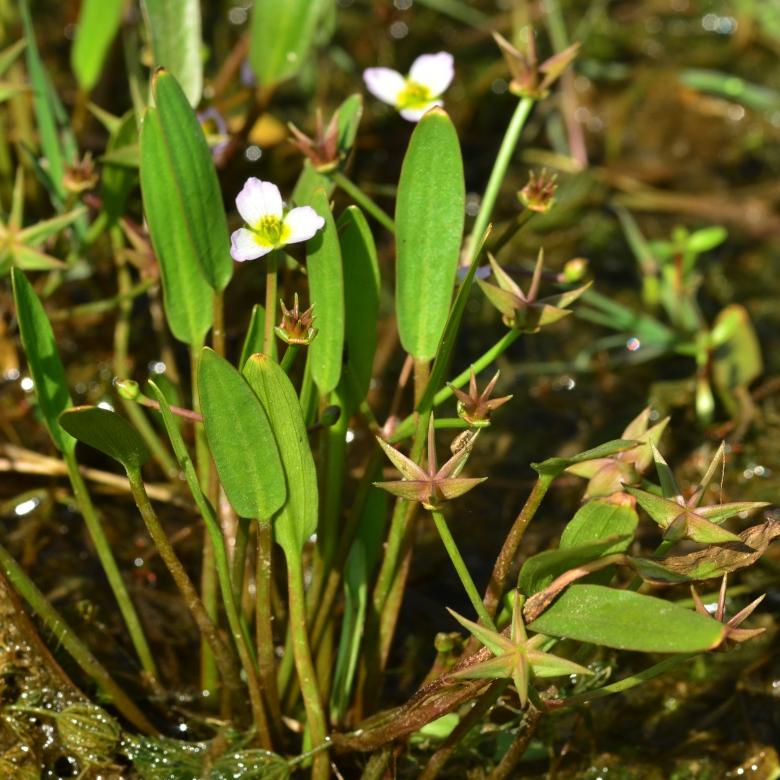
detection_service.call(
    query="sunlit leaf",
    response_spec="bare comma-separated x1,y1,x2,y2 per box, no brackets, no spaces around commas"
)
528,584,726,652
141,0,202,106
59,406,149,472
395,107,465,360
532,440,637,479
198,348,286,519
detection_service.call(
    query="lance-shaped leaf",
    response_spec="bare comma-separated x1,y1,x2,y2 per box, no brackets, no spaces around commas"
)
375,416,485,509
396,107,465,360
71,0,124,92
11,269,75,454
528,584,726,653
305,189,344,395
339,206,380,415
243,353,318,556
59,407,149,473
249,0,328,88
147,70,232,291
198,349,286,519
141,0,202,106
477,251,591,332
449,595,591,708
711,304,763,396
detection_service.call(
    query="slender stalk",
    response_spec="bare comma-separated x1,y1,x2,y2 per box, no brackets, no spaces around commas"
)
486,704,542,780
231,516,251,602
63,451,158,681
359,748,392,780
112,229,178,478
190,346,218,698
263,251,279,358
255,520,283,729
482,475,553,620
0,542,156,735
430,509,496,629
49,278,155,321
331,171,395,233
152,388,272,746
286,556,329,780
126,468,242,695
464,97,535,264
212,292,226,357
279,343,300,374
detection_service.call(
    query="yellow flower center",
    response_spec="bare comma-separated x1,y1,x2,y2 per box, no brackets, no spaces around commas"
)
396,79,433,110
252,215,290,248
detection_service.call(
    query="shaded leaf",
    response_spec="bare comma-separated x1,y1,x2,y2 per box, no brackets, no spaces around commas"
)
71,0,124,92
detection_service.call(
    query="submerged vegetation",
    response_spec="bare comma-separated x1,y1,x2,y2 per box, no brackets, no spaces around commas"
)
1,0,780,777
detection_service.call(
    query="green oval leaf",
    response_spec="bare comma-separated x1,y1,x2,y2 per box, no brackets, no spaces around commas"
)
59,407,150,472
141,0,202,106
306,189,344,395
140,106,213,345
560,498,639,550
528,584,726,653
71,0,124,92
151,70,232,291
198,349,286,519
243,353,318,556
249,0,328,88
11,269,74,453
395,107,465,360
338,206,379,414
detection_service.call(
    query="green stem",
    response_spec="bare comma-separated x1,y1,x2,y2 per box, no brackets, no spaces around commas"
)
49,278,156,321
464,97,535,264
63,450,158,682
279,344,301,374
190,346,219,699
482,475,553,620
332,171,396,233
255,520,283,731
0,542,156,735
430,509,495,630
263,251,279,359
287,556,329,780
392,330,521,442
148,384,273,747
126,469,242,695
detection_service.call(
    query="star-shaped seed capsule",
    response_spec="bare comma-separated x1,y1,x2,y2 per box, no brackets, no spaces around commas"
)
275,294,317,346
477,249,591,332
448,368,512,428
448,593,591,708
627,443,769,545
374,415,486,509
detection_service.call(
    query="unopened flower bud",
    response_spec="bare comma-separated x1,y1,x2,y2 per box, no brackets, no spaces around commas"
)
561,257,588,283
114,378,140,401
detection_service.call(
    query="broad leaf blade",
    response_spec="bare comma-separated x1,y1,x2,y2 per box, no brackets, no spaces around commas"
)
139,104,213,345
71,0,124,92
306,189,344,395
243,353,319,555
338,206,379,414
395,108,465,360
528,584,725,653
249,0,328,88
141,0,202,106
560,497,639,550
59,407,149,471
198,349,286,518
151,70,232,291
11,269,74,453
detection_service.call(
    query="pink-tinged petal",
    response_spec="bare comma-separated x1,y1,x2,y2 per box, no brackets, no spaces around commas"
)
399,100,443,122
283,206,325,245
235,178,283,226
230,228,272,262
409,52,454,97
363,67,405,106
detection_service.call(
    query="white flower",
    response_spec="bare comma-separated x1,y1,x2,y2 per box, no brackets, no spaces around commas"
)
363,52,454,122
230,178,325,262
